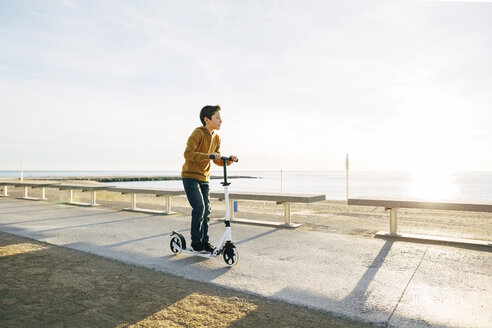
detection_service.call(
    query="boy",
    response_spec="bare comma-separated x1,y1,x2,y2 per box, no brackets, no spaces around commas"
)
181,105,237,253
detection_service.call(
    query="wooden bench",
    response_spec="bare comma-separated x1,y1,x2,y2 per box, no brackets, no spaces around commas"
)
0,181,60,200
56,184,113,207
108,187,185,215
348,198,492,246
210,191,326,228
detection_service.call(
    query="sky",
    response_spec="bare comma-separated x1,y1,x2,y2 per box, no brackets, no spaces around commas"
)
1,0,491,172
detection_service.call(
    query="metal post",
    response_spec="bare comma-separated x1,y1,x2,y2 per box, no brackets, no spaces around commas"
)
69,190,73,203
3,185,8,196
24,187,28,198
389,208,398,235
280,169,283,193
41,187,46,200
346,153,349,214
131,194,137,210
284,202,291,225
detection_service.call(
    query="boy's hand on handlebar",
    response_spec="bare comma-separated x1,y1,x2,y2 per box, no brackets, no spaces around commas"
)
209,153,238,162
210,152,221,160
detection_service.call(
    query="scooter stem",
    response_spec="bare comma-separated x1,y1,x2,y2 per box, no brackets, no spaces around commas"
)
224,184,230,222
222,158,230,186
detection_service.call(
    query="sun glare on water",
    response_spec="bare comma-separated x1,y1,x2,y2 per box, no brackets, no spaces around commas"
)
408,170,459,201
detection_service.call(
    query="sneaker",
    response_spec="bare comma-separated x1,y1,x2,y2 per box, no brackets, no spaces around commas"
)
202,242,215,253
191,243,204,252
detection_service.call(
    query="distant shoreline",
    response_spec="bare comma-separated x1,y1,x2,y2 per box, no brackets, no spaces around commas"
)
29,175,259,183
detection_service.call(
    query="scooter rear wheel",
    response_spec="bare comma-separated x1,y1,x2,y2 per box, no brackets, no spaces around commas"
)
223,246,239,266
170,236,183,254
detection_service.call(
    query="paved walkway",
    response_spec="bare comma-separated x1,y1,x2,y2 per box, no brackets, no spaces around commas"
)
0,198,491,327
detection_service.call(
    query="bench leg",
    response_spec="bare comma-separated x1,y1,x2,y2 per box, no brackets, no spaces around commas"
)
41,187,47,200
91,191,97,206
2,185,8,196
284,203,292,225
24,187,29,198
69,190,73,203
389,208,398,235
130,194,137,210
165,195,171,213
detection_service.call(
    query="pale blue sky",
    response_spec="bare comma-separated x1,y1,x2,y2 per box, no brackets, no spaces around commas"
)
1,0,491,172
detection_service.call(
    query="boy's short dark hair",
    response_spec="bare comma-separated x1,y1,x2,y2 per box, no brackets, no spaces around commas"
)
200,105,221,126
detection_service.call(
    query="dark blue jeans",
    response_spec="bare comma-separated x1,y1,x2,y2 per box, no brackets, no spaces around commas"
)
182,178,211,246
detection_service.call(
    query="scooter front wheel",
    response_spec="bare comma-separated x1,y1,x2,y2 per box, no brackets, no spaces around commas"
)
170,236,183,254
223,245,239,266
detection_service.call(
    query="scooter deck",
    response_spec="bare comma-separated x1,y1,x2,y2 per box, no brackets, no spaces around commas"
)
180,248,218,258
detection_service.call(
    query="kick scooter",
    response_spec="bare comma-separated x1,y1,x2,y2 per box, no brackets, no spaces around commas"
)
170,155,239,266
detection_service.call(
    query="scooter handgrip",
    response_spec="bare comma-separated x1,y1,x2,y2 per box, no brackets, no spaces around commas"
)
209,155,238,162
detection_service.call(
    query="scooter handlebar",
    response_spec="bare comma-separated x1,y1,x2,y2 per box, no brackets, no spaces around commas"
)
209,154,238,163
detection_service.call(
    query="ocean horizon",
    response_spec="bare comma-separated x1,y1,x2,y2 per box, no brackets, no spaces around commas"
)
1,170,492,203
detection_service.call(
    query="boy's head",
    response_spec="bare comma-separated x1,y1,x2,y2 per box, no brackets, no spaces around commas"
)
200,105,221,126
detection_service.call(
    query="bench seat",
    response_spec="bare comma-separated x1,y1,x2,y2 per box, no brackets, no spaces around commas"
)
210,191,326,228
56,184,113,207
0,181,60,200
108,187,185,215
348,198,492,213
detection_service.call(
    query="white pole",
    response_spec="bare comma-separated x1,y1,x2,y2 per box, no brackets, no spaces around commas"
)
280,169,283,193
346,153,349,214
20,161,24,182
280,169,284,217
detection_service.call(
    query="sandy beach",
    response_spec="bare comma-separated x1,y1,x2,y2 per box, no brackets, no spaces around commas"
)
1,181,491,327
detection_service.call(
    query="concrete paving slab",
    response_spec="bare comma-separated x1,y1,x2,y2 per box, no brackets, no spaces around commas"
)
0,198,491,327
389,247,492,327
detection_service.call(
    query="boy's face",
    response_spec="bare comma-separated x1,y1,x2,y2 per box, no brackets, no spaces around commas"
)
205,111,222,131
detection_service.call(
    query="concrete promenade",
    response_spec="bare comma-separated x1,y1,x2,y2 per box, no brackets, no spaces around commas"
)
0,197,491,327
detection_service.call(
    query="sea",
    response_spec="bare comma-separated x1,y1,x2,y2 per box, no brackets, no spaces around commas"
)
1,170,492,203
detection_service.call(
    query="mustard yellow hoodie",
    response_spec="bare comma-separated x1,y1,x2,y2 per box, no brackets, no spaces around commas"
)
181,126,225,182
